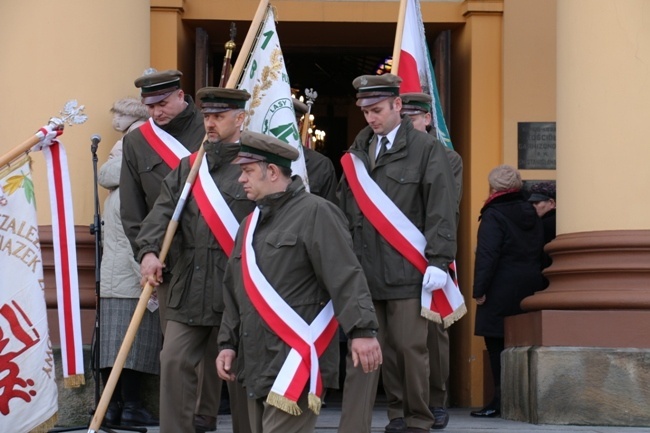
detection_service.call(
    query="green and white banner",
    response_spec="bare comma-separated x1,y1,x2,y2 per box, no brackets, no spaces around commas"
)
239,6,308,187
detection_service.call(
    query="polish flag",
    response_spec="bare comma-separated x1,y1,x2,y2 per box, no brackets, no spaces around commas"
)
394,0,432,94
393,0,453,149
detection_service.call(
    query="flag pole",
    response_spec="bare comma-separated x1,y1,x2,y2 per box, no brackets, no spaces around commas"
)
88,2,270,432
0,132,55,168
226,0,270,88
391,0,408,76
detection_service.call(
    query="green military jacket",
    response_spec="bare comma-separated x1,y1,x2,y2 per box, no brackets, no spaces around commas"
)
219,177,378,399
120,95,204,266
338,116,458,300
136,141,255,326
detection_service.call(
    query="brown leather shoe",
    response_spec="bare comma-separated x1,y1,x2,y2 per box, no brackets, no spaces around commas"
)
194,414,217,433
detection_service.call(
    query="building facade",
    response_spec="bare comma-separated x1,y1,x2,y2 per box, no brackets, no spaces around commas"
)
2,0,649,417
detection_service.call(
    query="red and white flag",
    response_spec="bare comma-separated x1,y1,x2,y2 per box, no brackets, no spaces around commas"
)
394,0,453,149
0,155,58,432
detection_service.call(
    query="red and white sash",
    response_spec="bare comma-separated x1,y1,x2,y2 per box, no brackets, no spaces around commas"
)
340,152,466,327
241,208,339,415
139,119,238,256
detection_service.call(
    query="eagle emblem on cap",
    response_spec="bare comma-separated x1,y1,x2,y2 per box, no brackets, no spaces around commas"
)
360,77,368,86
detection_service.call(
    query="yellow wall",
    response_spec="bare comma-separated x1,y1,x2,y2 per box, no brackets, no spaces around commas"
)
503,0,556,180
0,0,150,224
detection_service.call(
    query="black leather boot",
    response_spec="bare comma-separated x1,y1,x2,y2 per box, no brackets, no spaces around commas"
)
104,401,122,426
121,401,159,426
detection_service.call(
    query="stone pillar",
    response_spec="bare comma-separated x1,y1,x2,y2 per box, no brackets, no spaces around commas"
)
503,1,650,426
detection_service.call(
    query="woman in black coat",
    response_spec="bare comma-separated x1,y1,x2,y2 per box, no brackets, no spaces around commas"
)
471,165,545,418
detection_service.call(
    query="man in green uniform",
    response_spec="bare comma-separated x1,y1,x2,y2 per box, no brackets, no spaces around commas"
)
337,75,458,433
393,91,464,430
119,69,222,432
136,88,255,433
217,131,381,433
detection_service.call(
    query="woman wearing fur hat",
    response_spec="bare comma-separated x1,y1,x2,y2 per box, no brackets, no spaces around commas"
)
471,165,545,418
97,97,160,426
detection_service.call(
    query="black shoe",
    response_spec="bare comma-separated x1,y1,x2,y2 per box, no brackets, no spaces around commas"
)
121,401,159,426
104,401,122,426
470,407,500,418
430,406,449,429
385,417,407,433
194,414,217,433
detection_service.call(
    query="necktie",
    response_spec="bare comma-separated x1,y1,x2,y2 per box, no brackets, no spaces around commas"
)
377,136,389,161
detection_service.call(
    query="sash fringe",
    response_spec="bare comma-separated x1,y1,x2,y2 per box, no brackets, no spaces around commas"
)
29,413,57,433
308,393,322,415
442,303,467,329
267,391,302,416
64,374,85,388
420,307,442,324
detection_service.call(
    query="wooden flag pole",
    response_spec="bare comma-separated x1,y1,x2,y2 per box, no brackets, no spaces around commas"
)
87,1,270,431
0,133,51,168
391,0,408,76
226,0,269,89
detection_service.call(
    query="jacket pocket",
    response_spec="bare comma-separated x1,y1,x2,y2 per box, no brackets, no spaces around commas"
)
384,166,420,185
265,231,298,249
137,152,164,174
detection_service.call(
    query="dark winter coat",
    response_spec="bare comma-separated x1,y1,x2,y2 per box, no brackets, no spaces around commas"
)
473,191,545,338
120,95,204,267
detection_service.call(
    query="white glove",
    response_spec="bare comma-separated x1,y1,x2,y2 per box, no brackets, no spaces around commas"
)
422,266,447,293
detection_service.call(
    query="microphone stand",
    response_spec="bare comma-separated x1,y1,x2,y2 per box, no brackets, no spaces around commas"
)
49,137,145,433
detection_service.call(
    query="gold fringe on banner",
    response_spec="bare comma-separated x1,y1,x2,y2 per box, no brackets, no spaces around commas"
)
307,392,322,415
64,374,86,388
266,391,302,416
29,412,58,433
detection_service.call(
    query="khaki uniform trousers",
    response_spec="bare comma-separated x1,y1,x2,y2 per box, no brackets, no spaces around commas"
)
247,390,317,433
338,298,433,432
427,322,449,408
156,285,225,429
385,321,450,420
159,321,222,433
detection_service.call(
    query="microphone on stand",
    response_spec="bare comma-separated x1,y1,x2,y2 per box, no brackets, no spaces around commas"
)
91,134,102,153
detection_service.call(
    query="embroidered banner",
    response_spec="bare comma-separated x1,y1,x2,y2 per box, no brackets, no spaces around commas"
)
238,6,309,189
0,155,58,432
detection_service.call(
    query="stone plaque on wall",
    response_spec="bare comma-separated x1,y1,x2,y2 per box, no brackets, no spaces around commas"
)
518,122,556,169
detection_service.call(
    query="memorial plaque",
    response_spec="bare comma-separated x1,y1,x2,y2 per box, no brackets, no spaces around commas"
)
518,122,556,169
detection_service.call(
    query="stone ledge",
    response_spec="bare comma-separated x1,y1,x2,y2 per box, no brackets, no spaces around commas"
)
502,346,650,426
